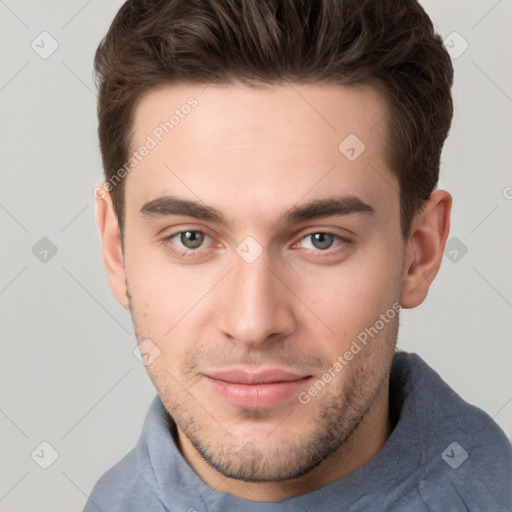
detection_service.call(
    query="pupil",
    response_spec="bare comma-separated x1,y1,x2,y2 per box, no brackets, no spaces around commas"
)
312,233,333,250
181,231,204,249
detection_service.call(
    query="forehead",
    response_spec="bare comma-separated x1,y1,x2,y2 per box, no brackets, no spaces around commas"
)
126,81,396,223
132,81,388,151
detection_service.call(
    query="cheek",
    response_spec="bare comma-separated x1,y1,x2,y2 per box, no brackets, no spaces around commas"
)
125,242,192,313
124,246,220,361
293,241,402,341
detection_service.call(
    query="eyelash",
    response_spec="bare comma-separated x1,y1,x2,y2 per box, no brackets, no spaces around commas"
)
162,230,352,260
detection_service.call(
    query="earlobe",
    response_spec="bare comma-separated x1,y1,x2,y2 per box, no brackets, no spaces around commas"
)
400,190,452,309
95,183,130,310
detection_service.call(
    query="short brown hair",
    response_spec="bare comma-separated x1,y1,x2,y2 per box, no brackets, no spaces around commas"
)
94,0,453,238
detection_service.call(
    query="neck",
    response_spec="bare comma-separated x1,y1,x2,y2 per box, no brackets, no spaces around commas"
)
177,381,393,502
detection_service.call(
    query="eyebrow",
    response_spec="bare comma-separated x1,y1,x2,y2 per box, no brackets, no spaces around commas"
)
140,194,375,226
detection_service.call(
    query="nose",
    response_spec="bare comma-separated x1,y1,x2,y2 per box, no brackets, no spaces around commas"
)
216,248,296,348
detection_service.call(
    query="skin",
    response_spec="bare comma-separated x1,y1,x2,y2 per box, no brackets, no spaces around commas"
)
96,82,451,501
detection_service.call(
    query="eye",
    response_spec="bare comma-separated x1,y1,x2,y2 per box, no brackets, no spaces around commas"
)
164,230,213,257
176,230,207,249
162,229,350,261
298,232,348,251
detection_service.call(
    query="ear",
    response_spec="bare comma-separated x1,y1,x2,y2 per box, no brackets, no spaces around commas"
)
400,190,452,309
95,183,130,310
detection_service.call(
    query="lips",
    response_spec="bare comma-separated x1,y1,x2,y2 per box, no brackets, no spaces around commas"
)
203,369,312,409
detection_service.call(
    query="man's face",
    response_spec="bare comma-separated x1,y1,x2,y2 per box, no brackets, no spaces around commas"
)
122,82,405,482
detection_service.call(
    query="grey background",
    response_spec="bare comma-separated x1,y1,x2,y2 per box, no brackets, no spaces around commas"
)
0,0,511,510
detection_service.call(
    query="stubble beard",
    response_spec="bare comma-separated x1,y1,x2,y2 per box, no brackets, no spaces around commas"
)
127,282,398,483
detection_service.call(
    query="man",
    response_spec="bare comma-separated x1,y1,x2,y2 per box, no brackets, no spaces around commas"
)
84,0,512,510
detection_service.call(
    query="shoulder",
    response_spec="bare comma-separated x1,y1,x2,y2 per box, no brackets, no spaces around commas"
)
81,449,165,512
396,352,512,509
441,403,512,510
